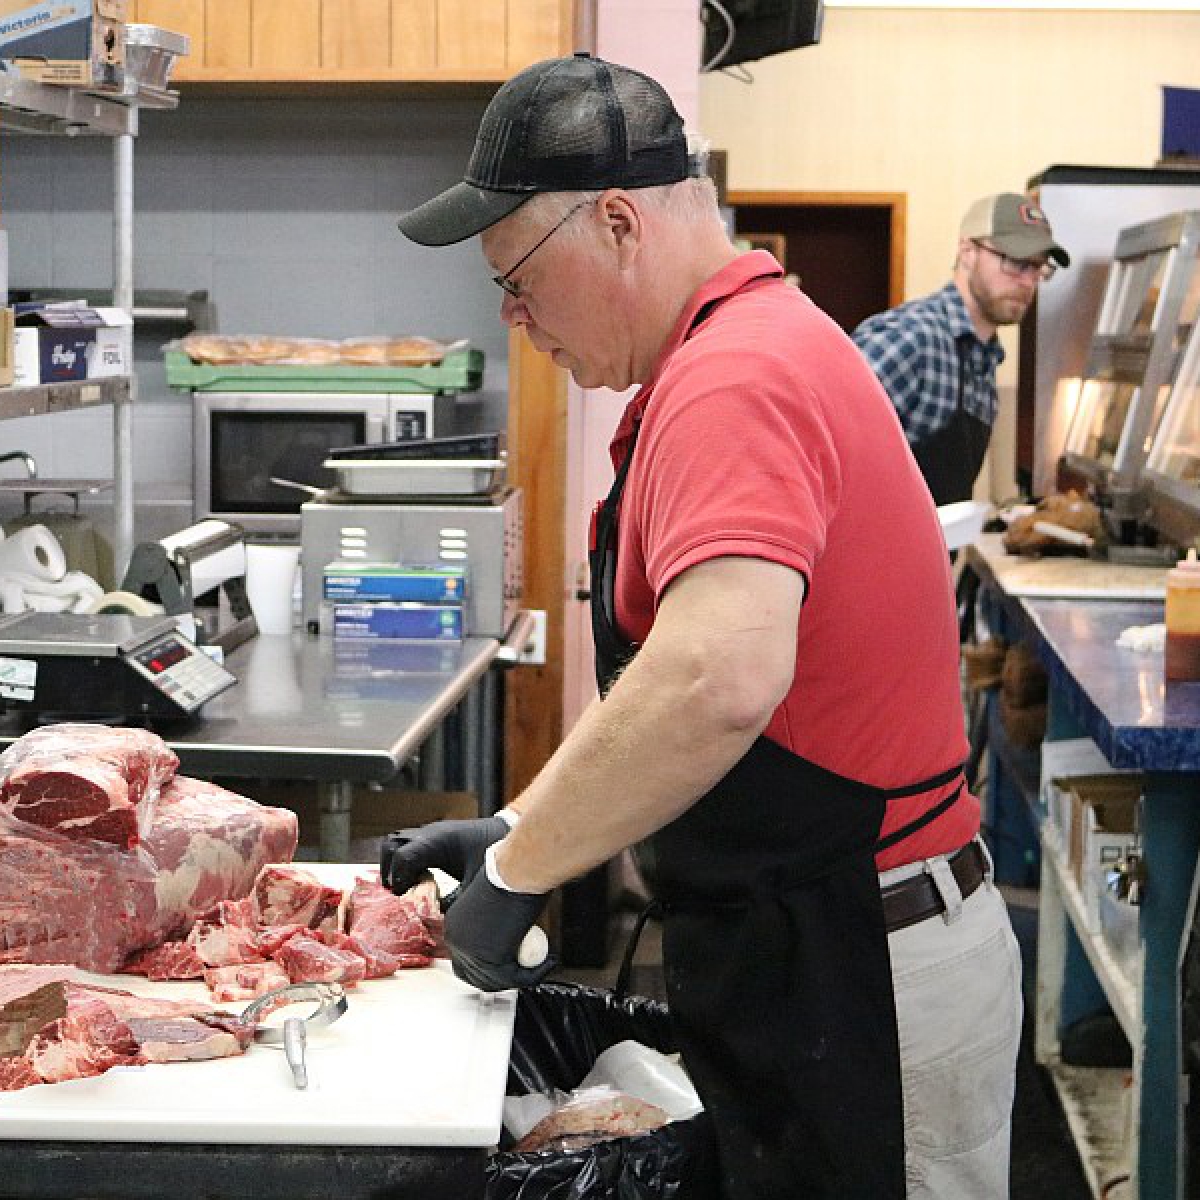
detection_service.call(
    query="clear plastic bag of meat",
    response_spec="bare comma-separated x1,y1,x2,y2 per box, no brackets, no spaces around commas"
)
0,723,179,849
486,982,719,1200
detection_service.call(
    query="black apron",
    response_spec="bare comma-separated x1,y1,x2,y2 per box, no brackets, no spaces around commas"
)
589,423,965,1200
911,340,990,506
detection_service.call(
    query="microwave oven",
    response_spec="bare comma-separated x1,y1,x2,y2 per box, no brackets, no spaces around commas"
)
192,390,457,535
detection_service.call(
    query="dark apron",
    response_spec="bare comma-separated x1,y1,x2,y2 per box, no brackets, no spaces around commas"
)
911,341,990,506
589,424,965,1200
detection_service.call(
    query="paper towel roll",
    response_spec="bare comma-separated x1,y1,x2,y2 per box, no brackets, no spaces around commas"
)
0,525,66,582
87,590,164,617
160,521,247,598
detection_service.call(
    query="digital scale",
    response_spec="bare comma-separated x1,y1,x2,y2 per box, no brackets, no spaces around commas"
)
0,612,236,723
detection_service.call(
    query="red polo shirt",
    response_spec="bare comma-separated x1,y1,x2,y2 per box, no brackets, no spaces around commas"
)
609,252,978,870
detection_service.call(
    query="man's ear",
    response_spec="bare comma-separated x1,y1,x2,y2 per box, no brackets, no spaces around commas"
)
599,189,643,266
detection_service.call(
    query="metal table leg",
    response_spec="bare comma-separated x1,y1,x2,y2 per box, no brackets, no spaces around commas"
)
419,724,446,792
318,780,354,863
480,669,499,817
463,680,484,813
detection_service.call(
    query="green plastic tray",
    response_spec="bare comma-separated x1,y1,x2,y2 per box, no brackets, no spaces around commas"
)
164,347,484,394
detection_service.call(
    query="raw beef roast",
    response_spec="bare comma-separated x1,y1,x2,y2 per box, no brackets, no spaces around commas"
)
0,725,179,849
0,724,298,973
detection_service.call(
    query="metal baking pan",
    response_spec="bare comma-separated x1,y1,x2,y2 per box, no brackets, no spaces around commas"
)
322,457,507,496
327,433,504,462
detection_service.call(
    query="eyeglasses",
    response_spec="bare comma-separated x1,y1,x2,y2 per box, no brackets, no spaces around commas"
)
972,240,1056,283
492,199,593,299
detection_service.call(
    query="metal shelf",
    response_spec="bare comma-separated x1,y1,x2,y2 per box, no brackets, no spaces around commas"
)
0,71,177,137
0,377,131,423
1042,838,1141,1041
1047,1062,1132,1198
0,59,182,575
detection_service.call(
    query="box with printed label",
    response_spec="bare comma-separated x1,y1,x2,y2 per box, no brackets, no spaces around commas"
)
13,305,131,386
0,0,125,89
332,603,464,642
1064,774,1141,930
1039,738,1138,859
323,562,468,606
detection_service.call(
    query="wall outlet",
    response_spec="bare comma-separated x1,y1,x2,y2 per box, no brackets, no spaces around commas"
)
518,609,548,666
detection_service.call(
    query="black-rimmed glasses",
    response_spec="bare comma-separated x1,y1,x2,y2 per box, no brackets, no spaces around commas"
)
492,199,593,299
972,240,1056,283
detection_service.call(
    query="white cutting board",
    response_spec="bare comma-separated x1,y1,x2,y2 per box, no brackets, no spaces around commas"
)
0,865,517,1147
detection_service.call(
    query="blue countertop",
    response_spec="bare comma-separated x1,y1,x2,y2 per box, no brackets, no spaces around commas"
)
1024,598,1200,771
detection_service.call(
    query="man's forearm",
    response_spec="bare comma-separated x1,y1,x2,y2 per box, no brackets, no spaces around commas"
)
496,638,767,892
495,558,805,893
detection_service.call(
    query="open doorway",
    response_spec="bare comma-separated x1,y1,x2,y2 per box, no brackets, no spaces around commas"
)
729,191,906,333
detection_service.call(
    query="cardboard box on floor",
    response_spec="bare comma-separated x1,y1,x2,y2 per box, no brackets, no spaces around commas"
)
225,779,477,863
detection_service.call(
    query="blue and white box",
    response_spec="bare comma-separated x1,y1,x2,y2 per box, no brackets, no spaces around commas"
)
323,562,467,606
332,603,464,642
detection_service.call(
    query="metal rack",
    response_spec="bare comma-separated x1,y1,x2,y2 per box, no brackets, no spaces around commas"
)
0,66,181,576
1061,211,1200,515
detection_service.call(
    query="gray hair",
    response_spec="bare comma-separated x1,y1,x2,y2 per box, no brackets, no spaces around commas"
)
515,177,723,237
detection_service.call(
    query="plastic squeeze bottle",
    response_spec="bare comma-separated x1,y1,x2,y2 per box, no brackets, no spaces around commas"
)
1165,548,1200,682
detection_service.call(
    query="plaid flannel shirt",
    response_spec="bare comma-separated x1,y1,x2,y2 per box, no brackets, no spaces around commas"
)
851,283,1006,446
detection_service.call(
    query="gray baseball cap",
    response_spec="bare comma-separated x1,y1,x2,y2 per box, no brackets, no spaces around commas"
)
960,193,1069,268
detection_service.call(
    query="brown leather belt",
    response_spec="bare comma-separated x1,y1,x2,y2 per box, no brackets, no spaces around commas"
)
882,840,988,934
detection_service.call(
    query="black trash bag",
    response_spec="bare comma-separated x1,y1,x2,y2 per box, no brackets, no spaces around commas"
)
486,982,719,1200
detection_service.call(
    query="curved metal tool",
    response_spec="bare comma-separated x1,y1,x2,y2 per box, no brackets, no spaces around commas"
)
240,983,348,1090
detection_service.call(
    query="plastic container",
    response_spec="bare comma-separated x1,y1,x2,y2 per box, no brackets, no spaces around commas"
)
1165,548,1200,681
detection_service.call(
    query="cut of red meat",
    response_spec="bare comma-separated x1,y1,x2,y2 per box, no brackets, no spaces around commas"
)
121,941,206,981
0,967,254,1091
124,1016,244,1063
252,865,343,932
186,918,265,968
0,1056,41,1091
0,830,160,973
346,879,439,961
274,933,367,987
146,777,299,936
26,990,143,1083
0,756,298,973
0,725,178,848
204,962,290,1003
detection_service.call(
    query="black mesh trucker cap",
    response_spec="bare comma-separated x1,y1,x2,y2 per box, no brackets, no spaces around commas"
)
396,53,695,247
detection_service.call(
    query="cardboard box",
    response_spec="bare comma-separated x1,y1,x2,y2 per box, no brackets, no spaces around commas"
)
0,307,14,387
1039,738,1130,853
332,602,464,641
0,0,125,89
323,562,468,606
13,304,132,386
1063,774,1141,929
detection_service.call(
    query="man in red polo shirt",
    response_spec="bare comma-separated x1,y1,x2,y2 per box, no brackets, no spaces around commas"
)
383,54,1021,1200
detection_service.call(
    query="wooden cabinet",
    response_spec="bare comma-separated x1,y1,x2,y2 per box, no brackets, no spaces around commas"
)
129,0,582,82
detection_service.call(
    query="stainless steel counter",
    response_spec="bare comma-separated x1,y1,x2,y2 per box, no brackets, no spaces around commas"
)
0,632,507,860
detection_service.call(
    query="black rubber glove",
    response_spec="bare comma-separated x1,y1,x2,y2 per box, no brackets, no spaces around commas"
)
380,815,511,895
443,868,555,992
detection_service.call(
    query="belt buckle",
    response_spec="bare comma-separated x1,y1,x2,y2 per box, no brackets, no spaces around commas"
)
927,856,963,925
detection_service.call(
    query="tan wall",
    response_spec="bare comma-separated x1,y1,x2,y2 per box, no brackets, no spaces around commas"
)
700,7,1200,498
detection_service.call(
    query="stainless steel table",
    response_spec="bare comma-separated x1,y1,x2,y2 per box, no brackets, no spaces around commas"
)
0,620,537,859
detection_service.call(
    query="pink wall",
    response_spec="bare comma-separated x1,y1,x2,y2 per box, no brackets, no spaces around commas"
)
560,0,703,732
595,0,702,126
